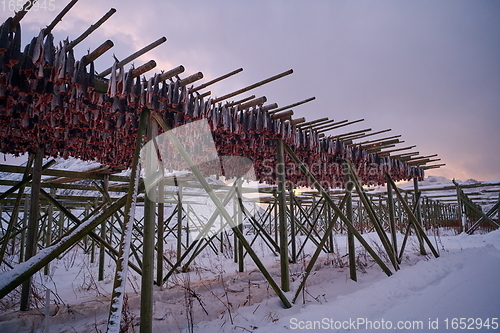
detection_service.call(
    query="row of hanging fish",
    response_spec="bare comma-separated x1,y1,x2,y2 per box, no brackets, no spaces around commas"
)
0,18,423,187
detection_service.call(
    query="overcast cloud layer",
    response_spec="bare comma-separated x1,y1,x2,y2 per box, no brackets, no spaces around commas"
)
2,0,499,181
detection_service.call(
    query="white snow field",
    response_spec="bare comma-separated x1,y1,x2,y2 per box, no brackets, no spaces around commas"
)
0,228,499,333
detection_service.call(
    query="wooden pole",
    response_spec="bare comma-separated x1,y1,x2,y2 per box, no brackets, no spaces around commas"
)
239,96,267,110
289,186,297,263
299,119,336,131
233,197,238,264
20,149,43,311
67,8,117,50
10,0,37,29
19,195,29,263
277,140,290,292
268,97,315,114
156,181,164,287
318,119,365,134
271,110,293,121
296,117,329,128
367,144,396,153
44,0,79,35
158,65,185,82
140,115,156,333
191,68,243,93
387,174,398,262
391,152,420,160
344,129,392,144
326,127,371,138
211,69,293,104
44,188,56,275
98,176,109,281
362,139,402,150
179,72,204,87
356,135,402,147
378,145,417,157
82,40,114,66
225,95,256,107
345,175,357,281
131,60,157,78
237,182,244,273
261,103,278,112
290,117,306,126
176,184,183,263
97,36,167,76
413,178,427,255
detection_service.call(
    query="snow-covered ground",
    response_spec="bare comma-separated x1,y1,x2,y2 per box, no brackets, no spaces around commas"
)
0,228,499,333
1,161,498,332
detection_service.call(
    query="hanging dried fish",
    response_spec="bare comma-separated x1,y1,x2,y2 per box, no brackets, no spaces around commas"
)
107,59,117,98
0,18,12,55
7,22,21,68
43,31,54,69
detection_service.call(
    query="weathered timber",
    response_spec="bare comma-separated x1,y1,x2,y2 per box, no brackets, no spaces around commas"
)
212,69,293,104
239,96,267,110
67,8,117,50
277,140,290,291
44,0,79,35
20,150,43,311
82,40,114,66
179,72,204,87
191,68,243,93
268,97,315,114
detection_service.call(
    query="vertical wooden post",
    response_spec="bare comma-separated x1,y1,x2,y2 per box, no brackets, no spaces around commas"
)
44,188,56,275
19,194,29,263
233,199,238,263
358,201,363,234
220,215,225,253
346,174,356,282
185,204,190,247
237,182,244,272
98,176,109,281
177,183,183,263
327,201,334,253
83,204,90,253
413,178,426,255
156,180,164,288
20,150,43,311
498,192,500,226
141,117,157,333
58,206,64,238
90,200,96,264
277,140,290,292
387,174,398,260
289,186,297,263
455,183,465,233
